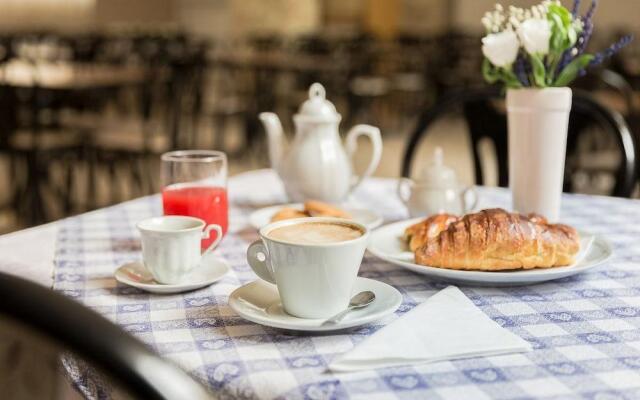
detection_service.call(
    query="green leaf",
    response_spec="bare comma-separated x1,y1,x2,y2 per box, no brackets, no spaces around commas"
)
567,27,577,47
550,14,567,50
547,3,575,53
547,54,562,85
530,54,547,87
482,58,522,88
500,69,522,88
548,4,571,26
482,58,500,84
553,54,594,87
549,13,567,32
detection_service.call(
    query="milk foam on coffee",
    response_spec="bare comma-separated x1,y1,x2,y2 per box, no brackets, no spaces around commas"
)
268,222,362,244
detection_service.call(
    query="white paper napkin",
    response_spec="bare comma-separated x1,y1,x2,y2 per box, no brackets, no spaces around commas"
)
329,286,532,372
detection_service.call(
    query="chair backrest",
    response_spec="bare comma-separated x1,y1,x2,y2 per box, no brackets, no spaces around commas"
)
0,272,214,400
401,86,637,197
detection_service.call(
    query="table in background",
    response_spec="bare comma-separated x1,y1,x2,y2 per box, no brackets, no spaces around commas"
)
0,61,148,89
4,169,640,399
0,61,155,225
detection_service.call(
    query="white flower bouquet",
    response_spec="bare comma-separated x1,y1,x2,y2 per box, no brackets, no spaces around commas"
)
481,0,633,88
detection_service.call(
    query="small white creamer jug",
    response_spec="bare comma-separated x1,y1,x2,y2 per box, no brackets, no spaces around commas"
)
397,147,477,217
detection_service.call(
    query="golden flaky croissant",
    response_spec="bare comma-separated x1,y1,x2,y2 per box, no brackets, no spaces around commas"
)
410,209,580,271
404,213,458,252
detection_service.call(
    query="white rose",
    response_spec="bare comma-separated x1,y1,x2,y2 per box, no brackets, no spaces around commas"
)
481,30,520,68
517,18,551,55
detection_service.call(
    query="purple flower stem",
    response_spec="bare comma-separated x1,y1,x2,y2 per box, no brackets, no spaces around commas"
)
571,0,582,17
514,54,530,86
579,34,634,76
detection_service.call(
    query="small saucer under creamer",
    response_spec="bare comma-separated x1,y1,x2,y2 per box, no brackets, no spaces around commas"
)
228,277,402,331
115,254,229,294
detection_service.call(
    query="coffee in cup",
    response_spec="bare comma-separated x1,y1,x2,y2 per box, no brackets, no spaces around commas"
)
267,221,363,244
247,217,369,319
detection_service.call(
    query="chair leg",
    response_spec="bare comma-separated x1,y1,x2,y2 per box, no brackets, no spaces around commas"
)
213,115,226,152
86,151,98,210
11,156,27,224
63,155,74,215
27,152,45,225
130,156,145,197
8,154,24,212
108,161,120,205
472,141,484,186
144,154,156,194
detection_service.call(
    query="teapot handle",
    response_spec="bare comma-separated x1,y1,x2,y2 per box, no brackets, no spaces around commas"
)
345,124,382,194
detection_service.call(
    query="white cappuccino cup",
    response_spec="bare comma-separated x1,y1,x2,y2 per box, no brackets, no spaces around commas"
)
137,216,222,284
247,217,369,319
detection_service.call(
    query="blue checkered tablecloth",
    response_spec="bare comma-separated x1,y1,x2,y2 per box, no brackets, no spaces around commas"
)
54,170,640,399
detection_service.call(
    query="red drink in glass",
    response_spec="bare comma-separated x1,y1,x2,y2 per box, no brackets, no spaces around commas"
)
161,150,228,250
162,185,228,248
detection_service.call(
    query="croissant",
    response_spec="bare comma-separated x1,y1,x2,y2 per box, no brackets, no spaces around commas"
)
413,209,580,271
404,213,457,252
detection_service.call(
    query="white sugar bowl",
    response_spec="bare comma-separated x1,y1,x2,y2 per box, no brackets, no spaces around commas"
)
397,147,478,217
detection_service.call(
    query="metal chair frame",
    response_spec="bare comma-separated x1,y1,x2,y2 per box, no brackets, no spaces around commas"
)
401,86,637,198
0,272,213,400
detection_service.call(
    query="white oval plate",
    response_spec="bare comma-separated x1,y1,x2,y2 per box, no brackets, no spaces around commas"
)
368,218,613,286
229,277,402,331
249,203,384,230
115,254,229,294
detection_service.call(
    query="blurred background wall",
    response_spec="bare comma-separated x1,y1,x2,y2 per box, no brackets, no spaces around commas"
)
0,0,636,233
0,1,636,37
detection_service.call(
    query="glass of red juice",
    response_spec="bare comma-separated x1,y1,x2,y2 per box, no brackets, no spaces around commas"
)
161,150,228,249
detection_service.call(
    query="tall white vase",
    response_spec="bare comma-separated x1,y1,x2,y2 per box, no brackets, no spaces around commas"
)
506,87,572,222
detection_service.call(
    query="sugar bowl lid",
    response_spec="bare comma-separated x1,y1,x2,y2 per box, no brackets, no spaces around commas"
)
296,83,340,121
419,147,458,188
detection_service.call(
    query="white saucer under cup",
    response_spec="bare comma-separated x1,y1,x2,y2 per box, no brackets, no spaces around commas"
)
114,254,230,294
228,277,402,332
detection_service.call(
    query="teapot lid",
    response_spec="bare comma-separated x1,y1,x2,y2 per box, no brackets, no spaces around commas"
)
419,147,458,187
296,83,340,121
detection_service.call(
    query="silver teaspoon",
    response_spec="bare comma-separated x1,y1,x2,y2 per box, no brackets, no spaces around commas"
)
322,291,376,325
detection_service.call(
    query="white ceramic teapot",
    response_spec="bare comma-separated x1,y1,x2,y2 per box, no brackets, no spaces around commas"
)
397,147,478,217
259,83,382,202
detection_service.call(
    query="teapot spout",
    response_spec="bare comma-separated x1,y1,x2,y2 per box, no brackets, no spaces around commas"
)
259,112,286,170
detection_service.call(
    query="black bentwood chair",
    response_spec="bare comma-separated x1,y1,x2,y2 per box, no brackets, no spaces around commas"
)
401,86,637,197
0,272,214,400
